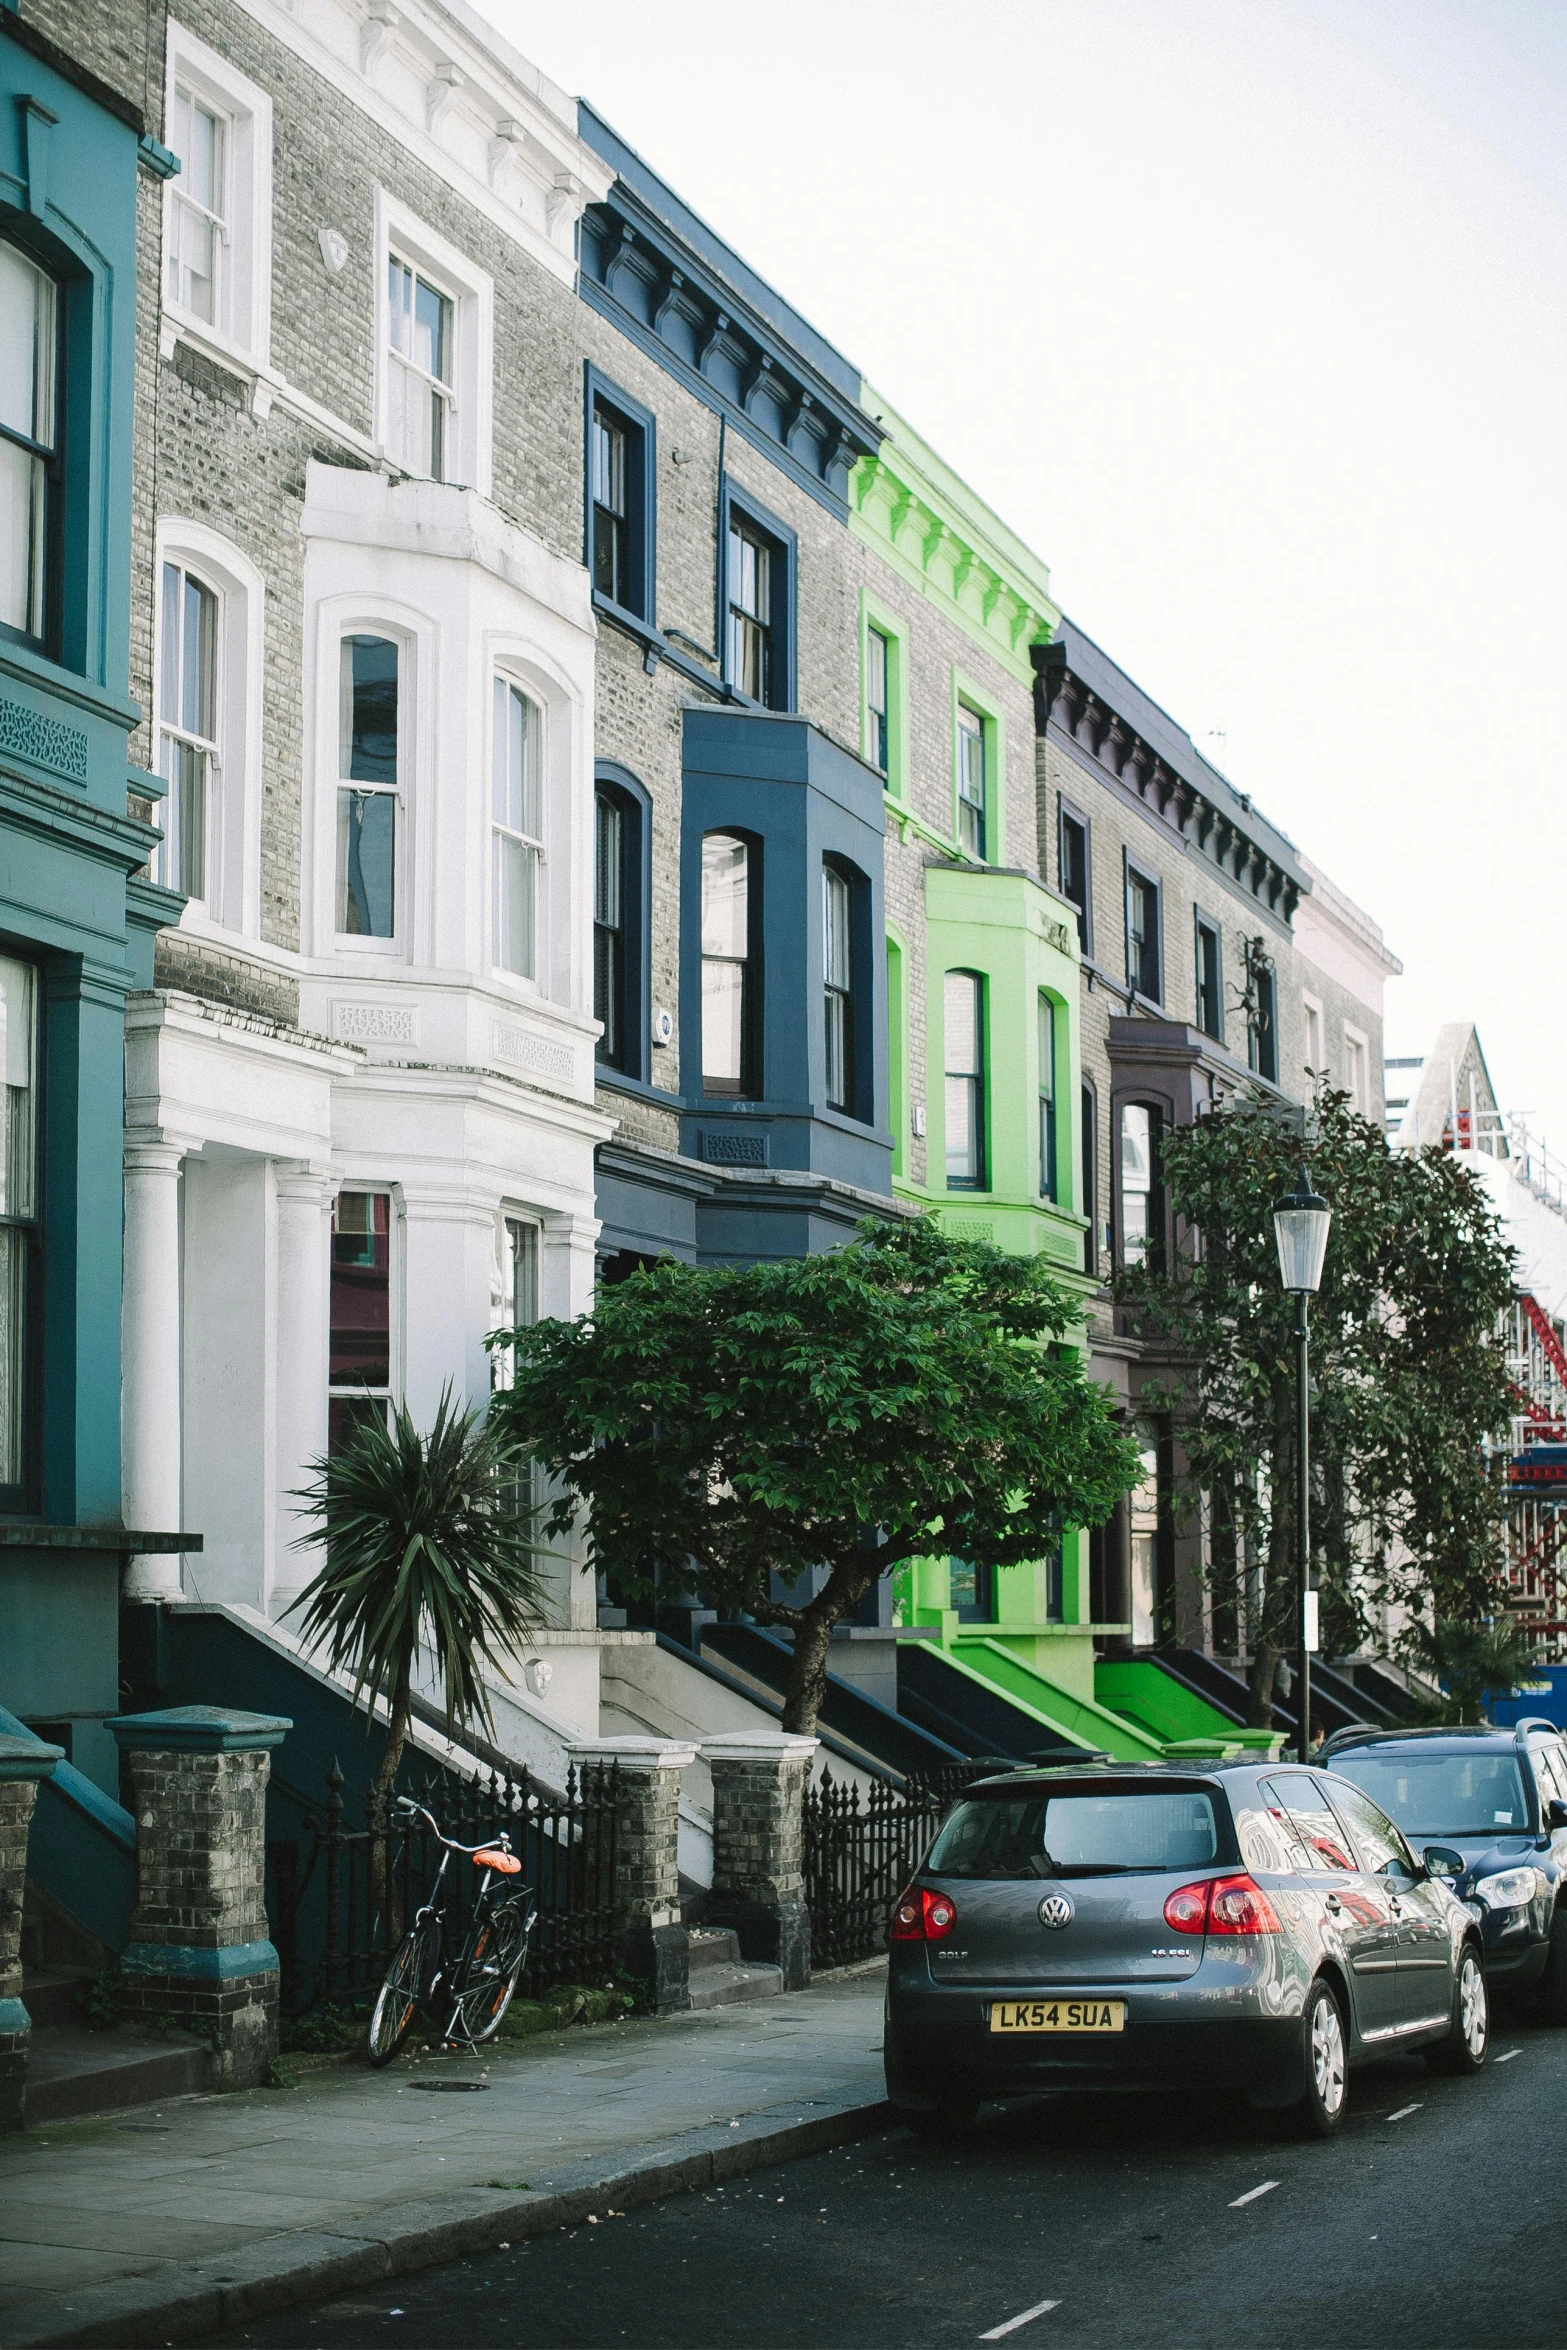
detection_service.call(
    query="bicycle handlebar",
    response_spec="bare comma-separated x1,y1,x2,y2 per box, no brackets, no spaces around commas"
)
391,1795,513,1858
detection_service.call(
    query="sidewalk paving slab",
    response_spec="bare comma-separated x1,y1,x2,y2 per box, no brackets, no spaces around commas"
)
0,1968,890,2350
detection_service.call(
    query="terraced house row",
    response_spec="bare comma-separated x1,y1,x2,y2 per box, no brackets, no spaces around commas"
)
0,0,1400,1930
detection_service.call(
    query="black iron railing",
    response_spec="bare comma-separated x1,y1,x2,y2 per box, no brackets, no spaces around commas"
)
802,1771,952,1970
267,1759,619,2015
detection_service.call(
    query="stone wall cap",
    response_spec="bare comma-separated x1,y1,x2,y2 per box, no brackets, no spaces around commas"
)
107,1704,291,1753
0,1733,63,1781
568,1736,699,1768
700,1733,819,1764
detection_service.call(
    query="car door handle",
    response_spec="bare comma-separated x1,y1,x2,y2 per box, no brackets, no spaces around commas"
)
1324,1893,1343,1911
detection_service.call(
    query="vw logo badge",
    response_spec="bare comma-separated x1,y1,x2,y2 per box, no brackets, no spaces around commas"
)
1038,1893,1074,1930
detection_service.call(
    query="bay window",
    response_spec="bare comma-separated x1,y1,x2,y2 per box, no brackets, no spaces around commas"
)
337,636,399,939
328,1190,392,1451
701,831,756,1097
944,969,985,1190
492,677,543,980
823,863,853,1114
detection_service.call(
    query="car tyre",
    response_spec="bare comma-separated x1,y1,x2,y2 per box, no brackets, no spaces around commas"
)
1427,1942,1489,2075
1529,1904,1567,2027
1287,1978,1349,2138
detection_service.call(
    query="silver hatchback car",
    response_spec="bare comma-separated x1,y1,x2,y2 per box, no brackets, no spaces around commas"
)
885,1761,1489,2137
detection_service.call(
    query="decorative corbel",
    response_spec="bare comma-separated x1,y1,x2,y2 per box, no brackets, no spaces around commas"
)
425,61,463,137
545,174,585,235
487,117,525,189
695,307,730,376
782,388,815,448
652,265,687,340
360,4,398,77
603,220,638,297
740,351,776,416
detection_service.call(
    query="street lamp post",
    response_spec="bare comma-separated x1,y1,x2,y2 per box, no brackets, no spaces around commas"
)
1273,1168,1333,1765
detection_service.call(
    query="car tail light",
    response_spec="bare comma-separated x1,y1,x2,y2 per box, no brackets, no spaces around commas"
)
1162,1874,1281,1937
1163,1881,1210,1934
890,1885,958,1941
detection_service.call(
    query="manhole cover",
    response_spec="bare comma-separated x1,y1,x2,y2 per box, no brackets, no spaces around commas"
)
410,2078,490,2093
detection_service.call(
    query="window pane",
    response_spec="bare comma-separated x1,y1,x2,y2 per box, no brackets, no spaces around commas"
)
492,830,536,978
0,243,53,446
701,834,749,959
596,794,623,930
413,275,451,383
181,92,224,216
593,412,625,514
172,739,208,900
181,572,217,738
1038,994,1057,1201
0,955,37,1222
0,438,46,640
160,561,182,723
337,788,397,936
945,1075,979,1185
329,1191,390,1391
341,636,398,783
702,958,746,1089
1121,1104,1153,1261
825,989,848,1111
823,866,850,989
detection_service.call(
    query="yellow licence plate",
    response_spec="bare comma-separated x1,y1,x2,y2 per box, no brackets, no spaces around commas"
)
989,1999,1126,2034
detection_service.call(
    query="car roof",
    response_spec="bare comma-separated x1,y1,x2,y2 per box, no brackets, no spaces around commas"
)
962,1759,1264,1793
1323,1723,1562,1758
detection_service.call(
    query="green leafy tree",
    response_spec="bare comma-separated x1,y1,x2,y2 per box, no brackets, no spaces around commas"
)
1119,1089,1517,1727
491,1218,1141,1735
288,1387,547,1808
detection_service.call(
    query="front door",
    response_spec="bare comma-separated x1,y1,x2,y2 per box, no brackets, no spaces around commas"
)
1265,1772,1405,2035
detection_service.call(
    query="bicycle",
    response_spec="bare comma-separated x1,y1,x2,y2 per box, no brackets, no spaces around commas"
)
366,1796,538,2066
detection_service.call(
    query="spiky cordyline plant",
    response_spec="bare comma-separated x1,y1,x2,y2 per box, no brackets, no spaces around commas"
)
288,1386,548,1807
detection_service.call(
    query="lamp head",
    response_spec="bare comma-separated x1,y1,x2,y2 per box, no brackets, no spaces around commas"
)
1273,1165,1332,1294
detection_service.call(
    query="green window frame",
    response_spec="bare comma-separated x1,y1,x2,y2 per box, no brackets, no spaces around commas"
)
950,674,1004,865
859,594,909,799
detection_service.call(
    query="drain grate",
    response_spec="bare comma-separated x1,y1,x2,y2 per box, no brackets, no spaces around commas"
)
410,2078,490,2093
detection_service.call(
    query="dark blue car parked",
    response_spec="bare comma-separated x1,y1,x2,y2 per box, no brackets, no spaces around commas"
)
1322,1721,1567,2020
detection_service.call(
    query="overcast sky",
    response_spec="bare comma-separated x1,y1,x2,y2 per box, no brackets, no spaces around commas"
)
485,0,1567,1147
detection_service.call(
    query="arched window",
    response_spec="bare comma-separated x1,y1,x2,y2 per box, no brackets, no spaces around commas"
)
0,243,58,648
491,676,543,978
156,561,219,900
823,862,853,1114
337,635,400,939
944,969,985,1190
701,832,757,1097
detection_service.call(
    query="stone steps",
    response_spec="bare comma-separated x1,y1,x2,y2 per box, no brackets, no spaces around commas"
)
24,2023,212,2125
20,1965,90,2030
685,1925,783,2011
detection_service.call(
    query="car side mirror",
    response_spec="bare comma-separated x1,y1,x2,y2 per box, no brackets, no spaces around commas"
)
1423,1845,1465,1881
1550,1799,1567,1830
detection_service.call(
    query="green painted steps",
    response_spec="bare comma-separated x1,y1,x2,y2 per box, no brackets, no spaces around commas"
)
1093,1658,1284,1757
936,1638,1166,1764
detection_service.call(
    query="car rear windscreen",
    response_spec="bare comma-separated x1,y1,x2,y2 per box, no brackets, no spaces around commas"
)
924,1789,1222,1879
1331,1751,1530,1837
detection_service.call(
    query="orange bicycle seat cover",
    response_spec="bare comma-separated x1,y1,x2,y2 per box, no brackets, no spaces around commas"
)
472,1847,522,1874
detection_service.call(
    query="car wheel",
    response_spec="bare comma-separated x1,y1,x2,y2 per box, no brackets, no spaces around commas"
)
1287,1978,1349,2138
1530,1904,1567,2027
901,2099,980,2138
1427,1943,1489,2075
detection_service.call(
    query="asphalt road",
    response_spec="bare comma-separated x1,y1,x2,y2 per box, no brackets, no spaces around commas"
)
207,2013,1567,2350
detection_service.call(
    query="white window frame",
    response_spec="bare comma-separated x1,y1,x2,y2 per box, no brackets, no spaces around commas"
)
483,640,577,1008
161,22,273,374
373,189,493,496
1344,1022,1370,1116
1301,990,1325,1100
152,519,264,938
328,1185,402,1435
333,626,409,953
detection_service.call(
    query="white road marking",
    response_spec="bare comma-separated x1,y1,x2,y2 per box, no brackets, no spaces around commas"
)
979,2298,1062,2340
1496,2048,1522,2064
1386,2103,1423,2122
1229,2181,1281,2208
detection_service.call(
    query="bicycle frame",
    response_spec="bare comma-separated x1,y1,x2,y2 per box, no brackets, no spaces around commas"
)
393,1798,537,2048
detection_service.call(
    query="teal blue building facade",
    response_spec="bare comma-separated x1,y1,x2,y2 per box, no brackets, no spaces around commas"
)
1,9,182,1798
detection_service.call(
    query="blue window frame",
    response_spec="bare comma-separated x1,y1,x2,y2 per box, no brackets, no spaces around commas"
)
719,480,795,711
584,368,656,623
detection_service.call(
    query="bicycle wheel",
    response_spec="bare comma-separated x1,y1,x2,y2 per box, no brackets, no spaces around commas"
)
368,1922,429,2066
446,1899,533,2048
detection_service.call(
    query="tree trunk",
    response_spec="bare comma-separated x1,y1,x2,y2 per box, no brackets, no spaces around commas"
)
370,1672,412,1944
778,1564,878,1735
